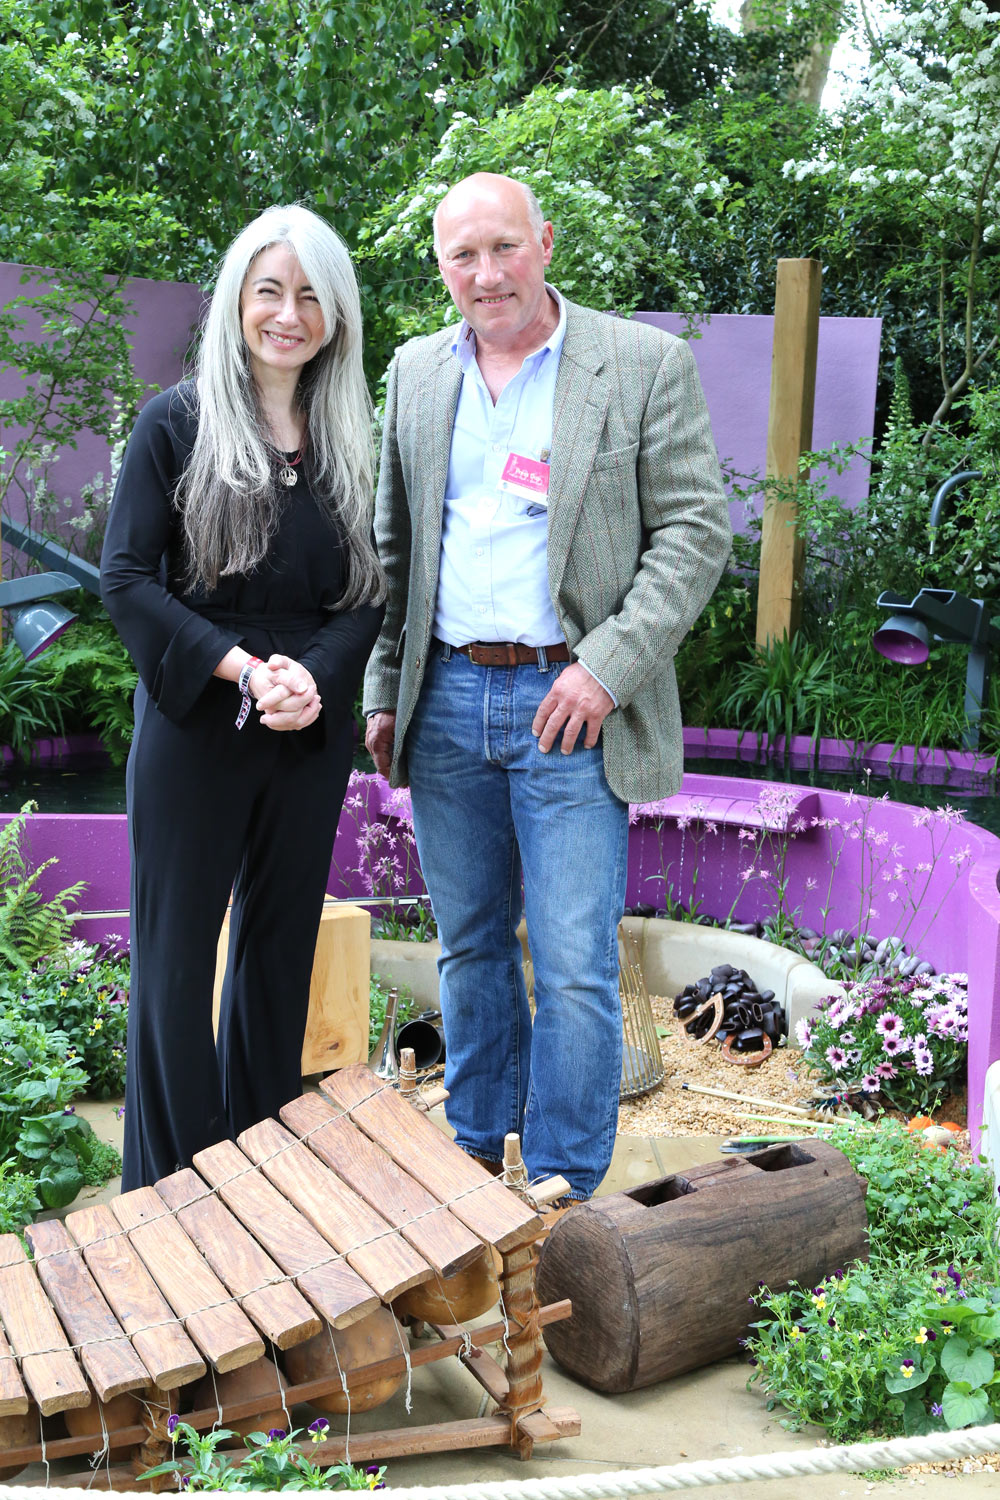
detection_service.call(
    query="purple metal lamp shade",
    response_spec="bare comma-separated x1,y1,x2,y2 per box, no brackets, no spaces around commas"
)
872,614,931,666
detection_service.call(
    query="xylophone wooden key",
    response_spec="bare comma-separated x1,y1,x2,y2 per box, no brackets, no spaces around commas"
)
193,1139,380,1330
155,1169,321,1351
320,1066,542,1251
280,1091,483,1278
112,1188,264,1374
65,1204,205,1390
0,1236,90,1416
239,1118,435,1304
24,1220,149,1403
0,1319,28,1417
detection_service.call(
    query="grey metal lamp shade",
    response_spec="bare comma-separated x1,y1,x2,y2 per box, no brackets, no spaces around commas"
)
10,600,77,660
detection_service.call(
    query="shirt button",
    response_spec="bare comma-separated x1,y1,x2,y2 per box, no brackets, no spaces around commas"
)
476,548,484,557
492,443,502,454
478,606,486,615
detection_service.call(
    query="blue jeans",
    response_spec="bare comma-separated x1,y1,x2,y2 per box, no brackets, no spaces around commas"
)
406,643,628,1200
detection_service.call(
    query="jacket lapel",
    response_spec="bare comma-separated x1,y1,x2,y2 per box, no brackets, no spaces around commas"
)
546,304,610,600
419,339,462,589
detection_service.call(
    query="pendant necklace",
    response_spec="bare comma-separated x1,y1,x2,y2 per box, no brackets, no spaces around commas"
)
277,443,305,488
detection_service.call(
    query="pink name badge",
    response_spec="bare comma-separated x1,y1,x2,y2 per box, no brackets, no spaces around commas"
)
498,452,551,507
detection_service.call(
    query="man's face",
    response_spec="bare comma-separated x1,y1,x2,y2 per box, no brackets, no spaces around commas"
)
436,179,554,353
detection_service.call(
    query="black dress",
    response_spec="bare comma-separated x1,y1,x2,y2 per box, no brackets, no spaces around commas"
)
100,384,383,1189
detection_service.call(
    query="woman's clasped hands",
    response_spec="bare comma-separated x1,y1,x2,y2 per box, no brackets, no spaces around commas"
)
251,653,322,730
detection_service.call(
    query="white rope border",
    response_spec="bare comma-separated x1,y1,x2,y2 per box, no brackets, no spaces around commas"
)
1,1420,999,1496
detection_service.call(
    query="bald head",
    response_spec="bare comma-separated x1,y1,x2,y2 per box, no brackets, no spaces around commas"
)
432,173,545,254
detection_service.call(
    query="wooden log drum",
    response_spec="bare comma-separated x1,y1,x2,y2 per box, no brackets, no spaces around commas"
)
536,1140,868,1393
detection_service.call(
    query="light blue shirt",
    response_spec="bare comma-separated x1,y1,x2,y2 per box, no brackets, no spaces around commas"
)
432,287,567,649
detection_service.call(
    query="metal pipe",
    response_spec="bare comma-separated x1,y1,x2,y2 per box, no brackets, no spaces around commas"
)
928,470,983,555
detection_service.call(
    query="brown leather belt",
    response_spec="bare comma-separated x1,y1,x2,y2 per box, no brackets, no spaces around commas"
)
446,640,570,667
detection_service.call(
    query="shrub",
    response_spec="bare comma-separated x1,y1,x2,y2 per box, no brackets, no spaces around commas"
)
825,1119,997,1266
2,939,129,1099
748,1258,1000,1441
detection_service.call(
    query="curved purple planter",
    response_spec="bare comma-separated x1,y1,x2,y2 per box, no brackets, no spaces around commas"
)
5,760,999,1140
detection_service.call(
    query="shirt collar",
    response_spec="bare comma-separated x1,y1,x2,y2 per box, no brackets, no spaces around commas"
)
451,284,567,370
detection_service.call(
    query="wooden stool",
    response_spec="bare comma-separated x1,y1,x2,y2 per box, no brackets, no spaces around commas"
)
212,899,370,1074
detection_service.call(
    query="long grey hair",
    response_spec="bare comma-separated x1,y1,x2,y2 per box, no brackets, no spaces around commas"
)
176,204,384,607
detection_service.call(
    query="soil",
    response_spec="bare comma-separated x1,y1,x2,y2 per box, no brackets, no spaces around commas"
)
617,994,970,1144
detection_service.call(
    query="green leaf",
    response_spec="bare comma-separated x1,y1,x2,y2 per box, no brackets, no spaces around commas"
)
37,1165,84,1209
942,1383,991,1430
941,1338,994,1388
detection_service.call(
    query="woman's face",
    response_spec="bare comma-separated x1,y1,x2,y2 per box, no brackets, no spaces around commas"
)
240,244,325,384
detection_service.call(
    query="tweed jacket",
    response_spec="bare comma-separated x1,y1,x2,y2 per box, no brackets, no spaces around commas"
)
363,300,732,804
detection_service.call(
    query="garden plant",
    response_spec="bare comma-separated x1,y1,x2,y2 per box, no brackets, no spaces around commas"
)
144,1419,388,1492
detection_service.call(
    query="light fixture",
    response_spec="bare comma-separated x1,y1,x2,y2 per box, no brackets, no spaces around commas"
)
0,573,80,660
874,586,1000,751
873,469,997,752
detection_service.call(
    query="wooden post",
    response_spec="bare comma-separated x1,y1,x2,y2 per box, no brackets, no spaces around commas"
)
133,1382,174,1491
755,258,822,649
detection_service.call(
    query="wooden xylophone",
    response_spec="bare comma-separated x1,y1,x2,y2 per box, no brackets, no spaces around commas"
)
0,1064,578,1489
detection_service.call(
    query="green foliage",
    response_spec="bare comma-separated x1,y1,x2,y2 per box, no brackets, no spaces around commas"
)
15,1107,121,1208
673,560,756,728
825,1120,998,1266
36,609,138,764
747,1259,1000,1440
362,82,729,354
719,633,840,747
0,803,86,972
0,1008,88,1161
0,1161,42,1237
0,642,69,761
144,1420,387,1491
1,940,130,1099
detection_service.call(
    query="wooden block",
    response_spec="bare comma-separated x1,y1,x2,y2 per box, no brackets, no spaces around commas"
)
0,1235,90,1415
64,1204,205,1391
192,1139,380,1329
24,1220,149,1402
239,1118,433,1303
111,1188,263,1374
281,1092,482,1278
0,1318,29,1416
320,1066,542,1251
154,1169,321,1351
212,901,370,1074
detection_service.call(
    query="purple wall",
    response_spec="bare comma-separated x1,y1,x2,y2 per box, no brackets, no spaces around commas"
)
0,262,204,531
9,765,997,1136
633,312,882,522
1,262,880,537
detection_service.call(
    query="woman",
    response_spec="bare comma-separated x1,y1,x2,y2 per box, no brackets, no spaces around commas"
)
101,204,384,1190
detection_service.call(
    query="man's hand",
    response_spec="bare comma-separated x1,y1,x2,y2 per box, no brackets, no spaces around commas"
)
531,663,614,754
365,711,397,779
255,653,322,732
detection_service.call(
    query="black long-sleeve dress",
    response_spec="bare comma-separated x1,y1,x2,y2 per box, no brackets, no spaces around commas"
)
101,383,383,1189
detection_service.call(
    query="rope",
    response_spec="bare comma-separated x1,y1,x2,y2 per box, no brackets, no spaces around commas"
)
2,1421,1000,1497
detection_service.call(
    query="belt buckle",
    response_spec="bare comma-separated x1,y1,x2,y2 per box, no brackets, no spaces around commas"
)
468,641,517,666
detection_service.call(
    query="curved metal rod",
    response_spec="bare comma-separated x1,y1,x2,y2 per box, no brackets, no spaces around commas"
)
928,469,984,554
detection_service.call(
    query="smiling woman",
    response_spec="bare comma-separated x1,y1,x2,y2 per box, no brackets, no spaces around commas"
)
100,204,385,1190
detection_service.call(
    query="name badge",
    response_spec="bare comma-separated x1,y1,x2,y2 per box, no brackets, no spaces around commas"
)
498,452,551,508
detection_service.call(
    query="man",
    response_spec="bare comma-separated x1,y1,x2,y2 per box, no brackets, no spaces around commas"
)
365,172,730,1203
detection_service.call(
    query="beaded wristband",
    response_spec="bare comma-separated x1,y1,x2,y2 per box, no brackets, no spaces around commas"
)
235,656,262,730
